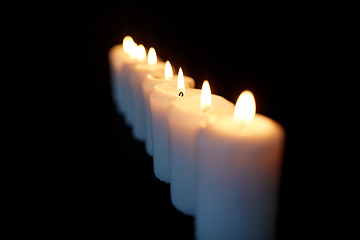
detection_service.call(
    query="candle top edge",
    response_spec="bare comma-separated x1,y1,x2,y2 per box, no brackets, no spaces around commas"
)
170,94,235,117
205,114,285,140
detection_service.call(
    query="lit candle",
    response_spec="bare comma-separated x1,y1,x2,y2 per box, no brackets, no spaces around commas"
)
109,37,147,126
130,47,165,141
195,91,285,240
142,62,195,156
149,68,197,182
168,81,235,216
108,36,137,115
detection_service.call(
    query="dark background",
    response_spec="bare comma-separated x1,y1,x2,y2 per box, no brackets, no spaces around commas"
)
63,3,345,239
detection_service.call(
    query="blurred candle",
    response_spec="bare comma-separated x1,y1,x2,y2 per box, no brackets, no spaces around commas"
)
122,43,147,126
168,81,235,216
195,91,285,240
130,47,165,141
109,37,147,125
142,62,195,156
149,68,196,182
108,36,137,115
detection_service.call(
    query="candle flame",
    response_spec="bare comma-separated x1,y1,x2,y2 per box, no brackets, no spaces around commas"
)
234,90,256,123
177,67,185,96
128,42,138,59
148,47,157,65
165,61,173,80
200,80,212,111
136,44,146,61
122,36,134,54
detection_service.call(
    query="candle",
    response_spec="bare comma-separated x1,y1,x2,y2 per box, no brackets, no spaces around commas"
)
142,61,195,156
109,44,123,114
130,47,165,141
168,81,235,216
149,68,197,182
109,37,147,126
108,36,136,115
194,91,285,240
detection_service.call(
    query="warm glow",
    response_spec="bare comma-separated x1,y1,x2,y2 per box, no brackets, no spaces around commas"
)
122,36,134,54
177,67,185,96
200,80,212,111
148,47,157,65
234,90,256,123
128,42,138,59
165,61,173,80
136,44,146,61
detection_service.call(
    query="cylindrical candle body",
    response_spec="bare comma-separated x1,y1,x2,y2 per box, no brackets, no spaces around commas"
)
149,83,199,183
121,64,137,126
168,95,235,216
143,74,195,156
195,114,285,240
109,45,144,126
130,62,165,141
108,45,126,115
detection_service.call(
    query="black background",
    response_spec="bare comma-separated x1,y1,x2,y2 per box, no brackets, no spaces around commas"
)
56,3,346,239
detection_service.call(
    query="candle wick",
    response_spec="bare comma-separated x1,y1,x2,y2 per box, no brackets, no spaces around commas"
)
178,92,184,97
202,106,211,114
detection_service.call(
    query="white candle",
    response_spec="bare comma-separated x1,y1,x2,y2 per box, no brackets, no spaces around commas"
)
130,47,165,141
109,37,146,126
168,81,235,216
109,44,123,114
142,61,195,156
108,36,136,115
195,91,285,240
149,68,197,182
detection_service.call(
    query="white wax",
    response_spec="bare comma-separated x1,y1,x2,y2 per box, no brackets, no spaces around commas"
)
168,95,235,216
195,114,285,240
149,83,199,183
109,45,145,126
130,62,165,141
108,44,126,114
142,73,195,156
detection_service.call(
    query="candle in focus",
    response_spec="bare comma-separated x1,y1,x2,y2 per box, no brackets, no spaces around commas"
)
168,81,235,216
142,62,195,156
149,68,197,182
195,91,285,240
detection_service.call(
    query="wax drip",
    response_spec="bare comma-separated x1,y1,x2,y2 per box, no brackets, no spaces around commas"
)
178,92,184,97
